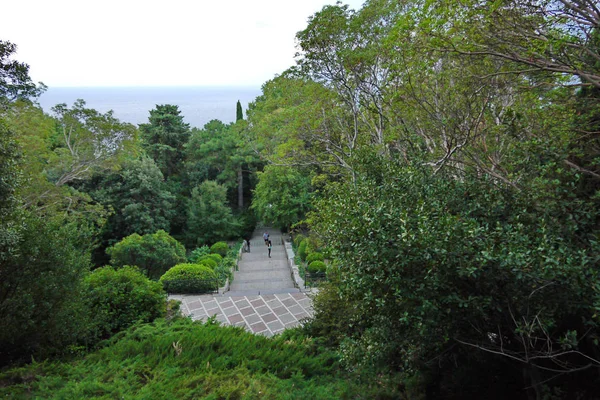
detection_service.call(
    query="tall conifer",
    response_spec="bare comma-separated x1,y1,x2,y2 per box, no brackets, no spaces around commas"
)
236,100,243,121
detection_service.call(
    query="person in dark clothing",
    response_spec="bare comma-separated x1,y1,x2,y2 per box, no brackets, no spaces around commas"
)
246,239,251,253
267,240,272,258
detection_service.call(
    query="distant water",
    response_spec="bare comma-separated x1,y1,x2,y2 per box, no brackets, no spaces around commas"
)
38,86,262,129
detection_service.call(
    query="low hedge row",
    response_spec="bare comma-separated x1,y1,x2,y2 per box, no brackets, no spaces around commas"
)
160,263,218,294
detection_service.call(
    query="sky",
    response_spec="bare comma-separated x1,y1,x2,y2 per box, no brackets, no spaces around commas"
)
2,0,364,88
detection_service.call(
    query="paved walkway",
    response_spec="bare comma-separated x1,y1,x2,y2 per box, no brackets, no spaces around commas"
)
170,228,314,336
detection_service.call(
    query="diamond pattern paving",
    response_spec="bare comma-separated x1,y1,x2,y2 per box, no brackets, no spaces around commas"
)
171,291,314,336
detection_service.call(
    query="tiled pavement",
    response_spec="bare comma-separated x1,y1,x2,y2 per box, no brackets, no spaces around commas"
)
170,291,314,336
169,228,314,336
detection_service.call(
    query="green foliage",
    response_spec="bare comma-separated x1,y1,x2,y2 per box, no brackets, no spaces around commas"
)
139,104,190,180
89,157,176,241
187,245,210,263
160,263,218,294
0,213,92,364
0,40,45,106
307,260,326,273
306,252,324,263
107,230,186,280
196,256,217,270
210,241,229,257
186,181,237,247
0,119,20,220
236,99,243,121
50,100,137,187
313,155,600,394
252,164,313,230
83,266,166,343
185,119,261,209
298,239,308,261
0,319,402,399
293,233,306,248
205,253,223,263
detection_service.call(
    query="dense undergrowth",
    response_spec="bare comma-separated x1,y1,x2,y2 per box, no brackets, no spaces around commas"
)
0,318,402,399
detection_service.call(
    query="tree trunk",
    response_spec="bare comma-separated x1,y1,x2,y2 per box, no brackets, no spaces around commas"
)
238,166,243,209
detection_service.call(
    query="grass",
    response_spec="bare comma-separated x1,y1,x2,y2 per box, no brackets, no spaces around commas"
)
0,318,401,399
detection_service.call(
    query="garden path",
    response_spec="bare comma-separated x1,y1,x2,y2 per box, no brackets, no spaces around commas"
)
170,228,314,336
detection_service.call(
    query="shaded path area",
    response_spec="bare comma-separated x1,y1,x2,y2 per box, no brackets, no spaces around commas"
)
170,228,314,336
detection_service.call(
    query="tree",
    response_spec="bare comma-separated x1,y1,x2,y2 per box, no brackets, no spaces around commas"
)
87,156,175,247
186,120,261,209
50,99,138,187
0,40,45,107
106,230,186,280
0,214,93,364
251,165,313,230
236,100,243,121
313,155,600,396
186,181,237,247
139,104,190,180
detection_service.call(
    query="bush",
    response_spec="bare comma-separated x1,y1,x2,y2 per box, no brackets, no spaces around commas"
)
187,246,210,263
293,233,306,248
298,239,308,261
0,214,92,364
210,241,229,257
160,263,218,294
196,257,217,270
306,252,324,263
83,266,166,343
308,261,326,273
205,253,223,263
106,230,186,280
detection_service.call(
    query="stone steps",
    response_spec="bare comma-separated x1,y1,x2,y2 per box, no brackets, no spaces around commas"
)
230,228,296,294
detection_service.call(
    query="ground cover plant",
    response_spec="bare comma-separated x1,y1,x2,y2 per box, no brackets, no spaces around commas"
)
0,318,402,399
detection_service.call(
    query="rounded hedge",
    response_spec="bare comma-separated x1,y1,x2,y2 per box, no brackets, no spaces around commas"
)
298,239,308,261
210,242,229,257
160,263,218,294
84,266,166,341
106,230,186,280
197,257,218,270
205,253,223,263
308,260,327,273
306,252,324,263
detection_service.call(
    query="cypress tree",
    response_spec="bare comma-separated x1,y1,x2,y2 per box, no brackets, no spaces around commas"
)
236,100,243,121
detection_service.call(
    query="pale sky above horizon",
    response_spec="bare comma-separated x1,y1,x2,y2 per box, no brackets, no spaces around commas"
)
2,0,364,88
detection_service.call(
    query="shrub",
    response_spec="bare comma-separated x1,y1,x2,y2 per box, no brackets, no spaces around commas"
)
188,246,210,263
308,261,326,273
205,253,223,263
293,233,306,248
304,236,320,254
306,252,324,263
83,266,166,342
197,257,217,270
298,239,308,261
160,263,218,294
210,241,229,257
106,230,186,280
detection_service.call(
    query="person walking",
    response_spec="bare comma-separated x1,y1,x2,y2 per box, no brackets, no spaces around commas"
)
246,238,251,253
267,240,272,258
263,231,269,245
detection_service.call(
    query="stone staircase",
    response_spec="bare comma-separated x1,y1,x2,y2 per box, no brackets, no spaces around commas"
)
227,229,298,296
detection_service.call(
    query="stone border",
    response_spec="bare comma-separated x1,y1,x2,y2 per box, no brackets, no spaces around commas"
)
282,234,305,291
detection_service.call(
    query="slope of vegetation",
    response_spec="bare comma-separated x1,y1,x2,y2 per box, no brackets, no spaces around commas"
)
0,319,401,399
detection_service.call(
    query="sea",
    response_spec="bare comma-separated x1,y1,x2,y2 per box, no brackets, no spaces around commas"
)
38,86,263,129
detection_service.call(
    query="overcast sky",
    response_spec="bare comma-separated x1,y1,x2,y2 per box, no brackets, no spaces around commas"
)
2,0,364,88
